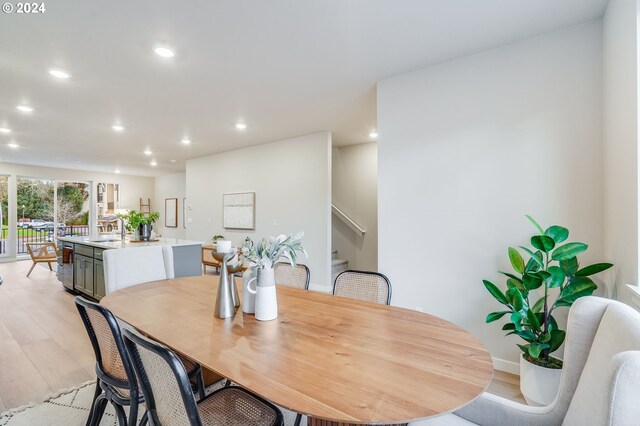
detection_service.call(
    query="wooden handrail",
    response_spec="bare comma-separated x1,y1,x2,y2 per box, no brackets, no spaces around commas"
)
331,203,366,236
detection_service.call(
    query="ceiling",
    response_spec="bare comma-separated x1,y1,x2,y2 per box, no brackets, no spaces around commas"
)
0,0,608,176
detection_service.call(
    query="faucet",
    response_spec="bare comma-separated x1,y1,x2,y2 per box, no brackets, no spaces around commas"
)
120,218,126,240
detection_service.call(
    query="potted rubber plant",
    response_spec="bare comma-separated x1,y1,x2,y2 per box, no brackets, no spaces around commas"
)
483,215,612,406
117,210,159,241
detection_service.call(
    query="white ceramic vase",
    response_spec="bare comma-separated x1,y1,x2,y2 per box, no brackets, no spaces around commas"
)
520,355,562,406
242,265,258,314
246,266,278,321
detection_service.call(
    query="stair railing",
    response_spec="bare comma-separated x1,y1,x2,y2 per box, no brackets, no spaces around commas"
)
331,204,366,236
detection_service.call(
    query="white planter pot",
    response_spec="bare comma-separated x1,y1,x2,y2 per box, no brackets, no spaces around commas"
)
246,267,278,321
520,355,562,406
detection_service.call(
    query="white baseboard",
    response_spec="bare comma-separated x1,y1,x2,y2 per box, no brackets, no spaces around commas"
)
492,357,520,375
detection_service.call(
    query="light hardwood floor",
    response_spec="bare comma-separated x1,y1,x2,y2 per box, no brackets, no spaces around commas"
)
0,259,523,412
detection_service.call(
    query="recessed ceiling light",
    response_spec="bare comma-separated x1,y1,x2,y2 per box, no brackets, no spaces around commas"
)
7,142,19,149
235,122,247,130
170,159,177,163
48,69,71,79
0,127,10,134
112,124,124,132
75,160,82,163
181,138,191,145
144,149,152,156
16,105,34,113
150,160,158,166
369,131,378,139
154,46,175,58
115,169,121,174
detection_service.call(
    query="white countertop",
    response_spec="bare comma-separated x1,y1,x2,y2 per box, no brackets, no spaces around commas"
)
57,235,204,249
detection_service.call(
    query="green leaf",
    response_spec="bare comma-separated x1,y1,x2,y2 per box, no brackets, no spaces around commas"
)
552,242,588,261
575,263,614,277
498,271,523,283
526,309,541,332
531,235,556,253
525,215,544,234
507,278,528,297
556,277,597,306
506,278,522,288
560,257,579,277
531,296,546,313
511,311,523,331
486,311,510,323
506,287,524,311
516,330,537,342
539,332,551,343
523,272,544,290
545,266,566,288
547,314,559,331
517,343,530,355
508,247,525,274
545,225,569,244
519,246,544,269
524,256,542,273
483,280,509,305
502,323,516,331
528,342,550,358
548,330,566,353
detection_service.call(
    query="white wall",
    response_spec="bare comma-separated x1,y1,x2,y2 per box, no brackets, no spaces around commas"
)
154,172,186,239
377,22,604,368
332,143,378,271
0,162,154,259
603,0,638,306
186,132,332,289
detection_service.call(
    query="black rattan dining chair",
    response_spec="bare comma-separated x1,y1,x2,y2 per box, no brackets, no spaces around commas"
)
123,328,284,426
273,262,310,426
333,270,392,305
75,297,206,426
274,262,310,290
75,296,144,426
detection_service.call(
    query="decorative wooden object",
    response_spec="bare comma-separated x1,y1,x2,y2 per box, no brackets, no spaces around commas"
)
201,244,220,274
139,198,151,214
102,277,493,424
26,242,58,277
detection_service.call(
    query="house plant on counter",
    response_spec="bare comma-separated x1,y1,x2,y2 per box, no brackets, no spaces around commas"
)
483,215,612,406
117,210,160,241
241,232,307,321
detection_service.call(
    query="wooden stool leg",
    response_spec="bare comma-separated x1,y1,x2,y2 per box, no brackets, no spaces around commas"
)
27,262,37,277
48,261,53,271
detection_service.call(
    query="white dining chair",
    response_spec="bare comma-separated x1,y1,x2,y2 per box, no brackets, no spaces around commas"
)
101,244,206,401
410,296,640,426
103,245,174,294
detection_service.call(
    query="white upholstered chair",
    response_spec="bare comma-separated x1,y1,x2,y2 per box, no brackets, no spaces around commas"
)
410,296,640,426
102,245,206,401
103,245,174,294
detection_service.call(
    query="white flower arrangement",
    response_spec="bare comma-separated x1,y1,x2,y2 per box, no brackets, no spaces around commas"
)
241,232,307,270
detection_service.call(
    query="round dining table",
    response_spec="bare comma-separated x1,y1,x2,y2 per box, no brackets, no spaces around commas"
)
101,276,493,424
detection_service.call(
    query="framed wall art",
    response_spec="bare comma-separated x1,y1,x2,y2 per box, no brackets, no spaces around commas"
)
223,192,255,230
165,198,178,228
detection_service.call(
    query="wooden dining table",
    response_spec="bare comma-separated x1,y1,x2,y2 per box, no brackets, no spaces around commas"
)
101,276,493,424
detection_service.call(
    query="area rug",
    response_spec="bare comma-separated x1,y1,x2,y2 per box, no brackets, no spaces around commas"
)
0,380,305,425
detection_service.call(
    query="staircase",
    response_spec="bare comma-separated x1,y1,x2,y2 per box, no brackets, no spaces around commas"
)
331,249,348,285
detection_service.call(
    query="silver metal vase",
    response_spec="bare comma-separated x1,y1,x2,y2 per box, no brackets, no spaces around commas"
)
213,251,237,319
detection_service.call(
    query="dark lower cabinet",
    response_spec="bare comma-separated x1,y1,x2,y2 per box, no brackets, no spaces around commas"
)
74,253,94,297
73,245,106,300
94,259,106,299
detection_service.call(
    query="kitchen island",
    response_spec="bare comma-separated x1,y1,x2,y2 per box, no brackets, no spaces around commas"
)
57,236,203,300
